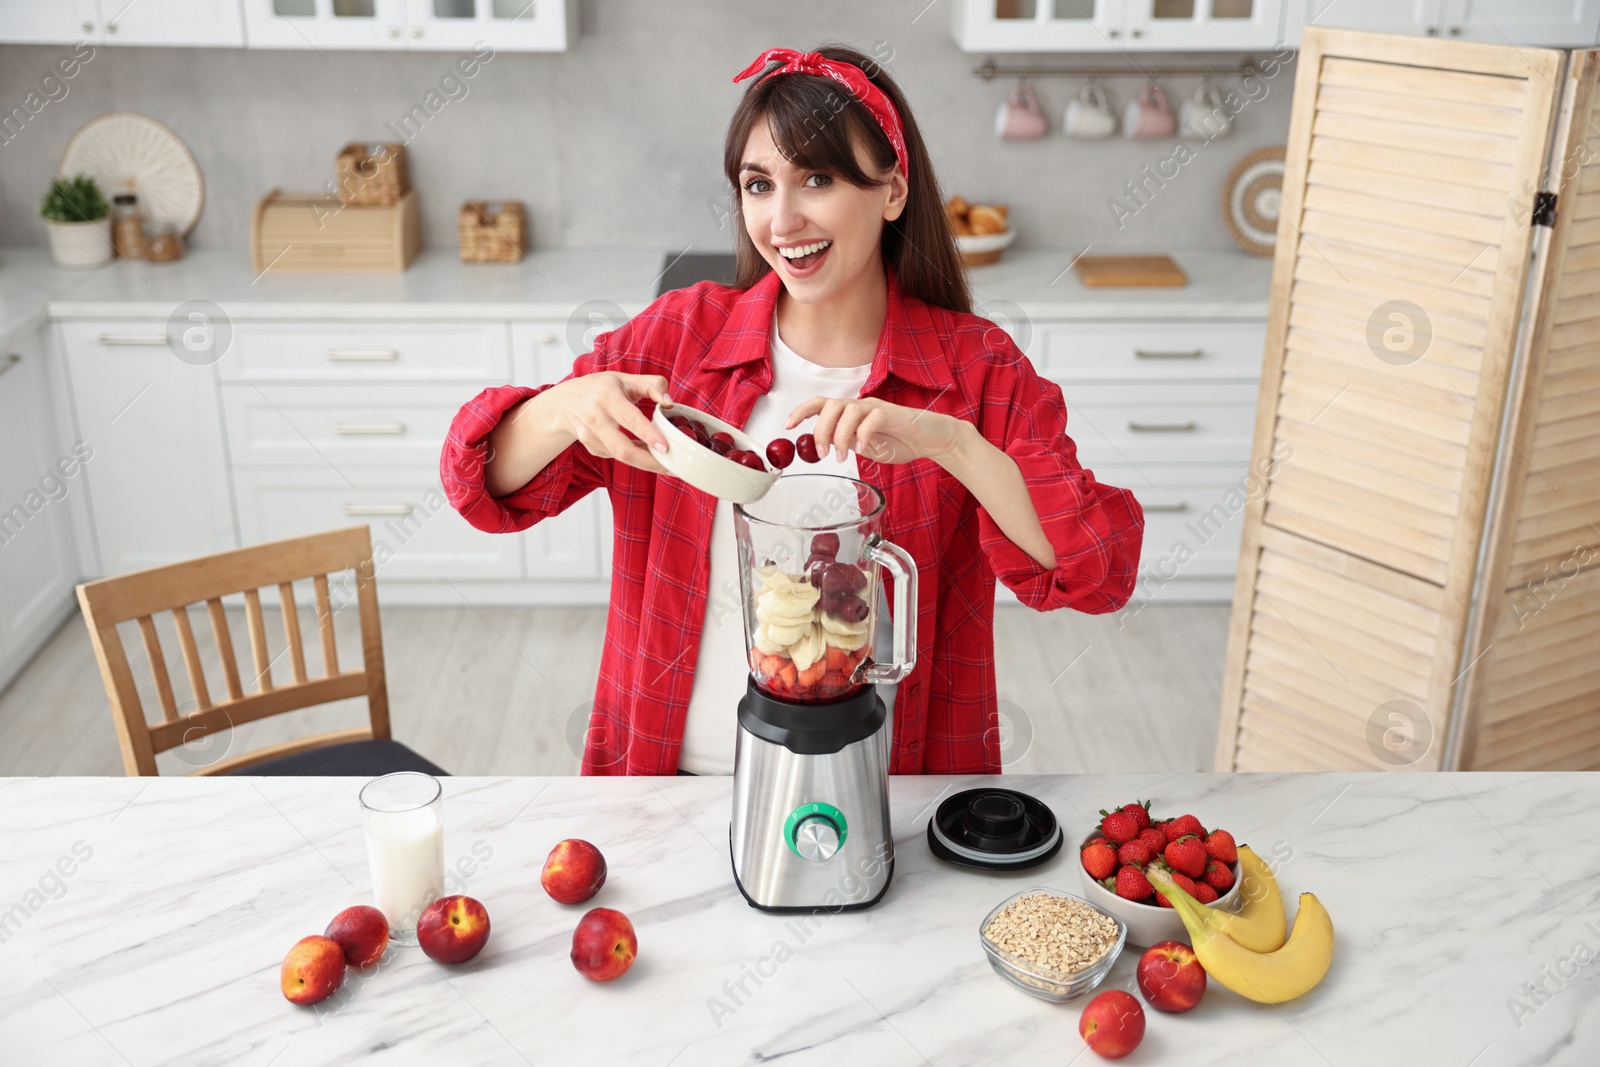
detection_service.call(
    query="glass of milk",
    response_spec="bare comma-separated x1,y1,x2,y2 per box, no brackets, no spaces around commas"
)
359,772,445,945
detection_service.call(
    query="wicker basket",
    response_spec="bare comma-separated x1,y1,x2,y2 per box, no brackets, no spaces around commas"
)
459,200,526,263
335,142,407,206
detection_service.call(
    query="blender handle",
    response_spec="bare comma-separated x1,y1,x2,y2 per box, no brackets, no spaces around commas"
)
861,537,917,684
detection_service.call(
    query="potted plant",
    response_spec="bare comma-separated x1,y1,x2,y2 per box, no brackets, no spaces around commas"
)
40,174,112,268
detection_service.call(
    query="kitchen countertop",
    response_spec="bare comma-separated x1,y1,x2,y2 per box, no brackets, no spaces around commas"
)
0,246,1273,325
1,772,1595,1066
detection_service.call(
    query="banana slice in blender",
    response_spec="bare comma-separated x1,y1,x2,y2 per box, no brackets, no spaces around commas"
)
789,622,827,672
823,628,869,652
757,583,819,623
761,618,810,647
756,564,795,593
754,624,789,655
820,612,870,637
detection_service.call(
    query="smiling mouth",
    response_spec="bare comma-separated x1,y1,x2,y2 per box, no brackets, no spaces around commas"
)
777,240,832,270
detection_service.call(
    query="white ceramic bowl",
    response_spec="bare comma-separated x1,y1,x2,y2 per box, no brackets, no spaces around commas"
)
953,228,1017,255
651,402,779,504
1076,829,1242,948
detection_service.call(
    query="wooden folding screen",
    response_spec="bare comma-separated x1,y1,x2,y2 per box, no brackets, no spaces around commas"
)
1455,52,1600,770
1214,28,1582,771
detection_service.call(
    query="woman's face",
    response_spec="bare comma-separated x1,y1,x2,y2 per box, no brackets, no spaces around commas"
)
738,117,908,305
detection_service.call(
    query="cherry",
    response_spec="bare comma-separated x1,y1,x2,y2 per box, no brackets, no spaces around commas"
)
837,595,870,623
668,416,693,433
732,451,766,471
766,438,796,470
795,433,820,464
820,562,867,596
810,533,840,559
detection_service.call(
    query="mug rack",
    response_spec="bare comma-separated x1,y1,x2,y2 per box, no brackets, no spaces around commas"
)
972,56,1265,80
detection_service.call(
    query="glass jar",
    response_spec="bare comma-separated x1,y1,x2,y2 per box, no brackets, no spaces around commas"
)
143,224,183,262
111,193,144,259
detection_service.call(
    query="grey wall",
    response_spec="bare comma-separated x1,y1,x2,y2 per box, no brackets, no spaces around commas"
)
0,1,1295,255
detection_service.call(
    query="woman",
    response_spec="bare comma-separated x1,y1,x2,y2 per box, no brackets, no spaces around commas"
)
441,44,1143,776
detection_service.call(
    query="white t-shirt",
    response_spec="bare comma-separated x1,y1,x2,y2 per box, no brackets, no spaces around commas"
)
677,311,897,774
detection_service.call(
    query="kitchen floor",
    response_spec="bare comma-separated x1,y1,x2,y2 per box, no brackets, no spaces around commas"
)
0,603,1229,777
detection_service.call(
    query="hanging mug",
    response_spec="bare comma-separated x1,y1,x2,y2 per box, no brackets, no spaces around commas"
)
1064,83,1116,140
1123,83,1177,140
1180,81,1232,141
995,82,1048,141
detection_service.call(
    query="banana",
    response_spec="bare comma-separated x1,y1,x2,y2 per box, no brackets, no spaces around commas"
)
756,564,794,593
1162,883,1334,1004
1149,846,1287,953
759,619,808,648
820,612,870,637
757,583,820,624
789,623,827,672
823,628,868,651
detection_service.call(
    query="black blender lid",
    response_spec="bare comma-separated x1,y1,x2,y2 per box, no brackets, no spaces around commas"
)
926,787,1063,871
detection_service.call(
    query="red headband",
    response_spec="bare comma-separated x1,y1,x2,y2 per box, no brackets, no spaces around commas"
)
732,48,909,179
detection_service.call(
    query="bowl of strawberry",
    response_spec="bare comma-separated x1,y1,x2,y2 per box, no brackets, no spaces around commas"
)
1076,801,1242,948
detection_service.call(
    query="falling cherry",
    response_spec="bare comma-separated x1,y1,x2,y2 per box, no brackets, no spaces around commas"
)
795,433,820,464
766,438,796,470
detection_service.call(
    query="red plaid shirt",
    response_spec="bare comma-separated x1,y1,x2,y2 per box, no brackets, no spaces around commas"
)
440,265,1143,775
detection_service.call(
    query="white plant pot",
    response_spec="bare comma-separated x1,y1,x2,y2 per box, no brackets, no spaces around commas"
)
46,218,113,268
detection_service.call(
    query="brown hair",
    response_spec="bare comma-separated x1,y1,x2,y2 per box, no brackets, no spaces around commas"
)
722,43,971,315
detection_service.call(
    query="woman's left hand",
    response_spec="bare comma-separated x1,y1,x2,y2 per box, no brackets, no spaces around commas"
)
785,396,966,466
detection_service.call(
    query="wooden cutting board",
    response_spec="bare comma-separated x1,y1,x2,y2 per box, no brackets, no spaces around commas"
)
1074,254,1188,288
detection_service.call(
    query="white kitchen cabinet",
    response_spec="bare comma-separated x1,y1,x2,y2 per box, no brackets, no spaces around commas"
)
242,0,574,51
1011,319,1267,602
59,321,236,576
952,0,1284,51
512,321,602,581
1286,0,1598,43
1439,0,1600,44
0,0,245,46
233,467,521,580
0,327,80,687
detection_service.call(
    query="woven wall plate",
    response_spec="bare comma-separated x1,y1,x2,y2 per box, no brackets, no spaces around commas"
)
1222,145,1286,257
60,111,204,236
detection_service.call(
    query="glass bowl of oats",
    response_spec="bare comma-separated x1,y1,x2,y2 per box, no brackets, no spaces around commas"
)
979,886,1126,1002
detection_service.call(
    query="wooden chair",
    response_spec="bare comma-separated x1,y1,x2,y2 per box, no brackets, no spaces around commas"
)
76,525,445,777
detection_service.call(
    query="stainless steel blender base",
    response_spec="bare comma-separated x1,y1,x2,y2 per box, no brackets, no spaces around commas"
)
729,681,895,911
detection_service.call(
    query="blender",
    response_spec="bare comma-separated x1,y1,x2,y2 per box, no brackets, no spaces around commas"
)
728,474,917,911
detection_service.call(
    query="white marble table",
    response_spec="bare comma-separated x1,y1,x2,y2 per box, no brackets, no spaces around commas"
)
1,773,1596,1066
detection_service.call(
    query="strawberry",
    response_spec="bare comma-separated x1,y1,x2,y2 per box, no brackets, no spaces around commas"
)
1163,835,1209,878
1204,858,1235,892
1098,809,1141,845
1204,829,1237,865
1194,882,1219,904
1116,840,1151,869
1080,840,1117,880
1119,800,1152,831
1138,828,1167,856
1165,814,1204,842
1114,865,1154,903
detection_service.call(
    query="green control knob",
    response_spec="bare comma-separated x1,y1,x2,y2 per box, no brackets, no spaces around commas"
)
784,802,848,861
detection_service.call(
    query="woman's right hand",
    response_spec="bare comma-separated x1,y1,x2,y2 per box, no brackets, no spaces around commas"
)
548,371,673,475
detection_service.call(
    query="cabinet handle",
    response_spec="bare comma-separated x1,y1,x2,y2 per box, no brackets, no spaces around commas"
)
410,25,423,37
1144,502,1188,513
343,504,413,516
1127,420,1197,433
0,353,20,380
335,422,407,435
106,21,117,33
1108,28,1120,37
82,20,94,31
1426,26,1439,34
326,349,398,361
541,333,557,345
387,24,400,37
1133,348,1203,360
99,333,169,346
1448,26,1461,35
1131,28,1142,38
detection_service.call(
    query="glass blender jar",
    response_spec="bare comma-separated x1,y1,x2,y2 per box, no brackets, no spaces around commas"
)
728,474,916,911
733,474,917,702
